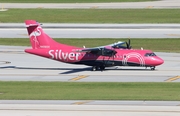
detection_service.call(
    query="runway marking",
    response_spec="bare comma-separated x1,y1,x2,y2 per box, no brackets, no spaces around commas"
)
72,100,92,105
0,51,24,54
0,61,11,65
146,6,154,8
163,70,180,71
165,60,180,62
91,6,99,9
18,34,28,36
165,76,180,82
168,34,180,36
69,75,88,81
37,7,44,9
0,74,59,76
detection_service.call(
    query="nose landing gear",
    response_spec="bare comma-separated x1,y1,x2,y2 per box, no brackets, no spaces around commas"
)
150,66,155,70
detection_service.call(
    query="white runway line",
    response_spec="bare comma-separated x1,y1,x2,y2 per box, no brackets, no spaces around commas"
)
0,104,180,116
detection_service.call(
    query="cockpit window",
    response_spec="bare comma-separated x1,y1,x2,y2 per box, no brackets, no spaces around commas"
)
145,53,156,57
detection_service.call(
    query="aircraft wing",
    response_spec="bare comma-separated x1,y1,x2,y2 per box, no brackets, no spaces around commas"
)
105,41,126,48
77,47,116,57
76,41,126,56
78,48,101,52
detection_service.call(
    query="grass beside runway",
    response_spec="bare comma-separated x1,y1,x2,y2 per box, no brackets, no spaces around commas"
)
0,0,158,3
0,82,180,100
0,38,180,52
0,9,180,23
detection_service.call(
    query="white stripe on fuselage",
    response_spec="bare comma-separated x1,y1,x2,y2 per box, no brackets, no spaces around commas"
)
122,52,145,66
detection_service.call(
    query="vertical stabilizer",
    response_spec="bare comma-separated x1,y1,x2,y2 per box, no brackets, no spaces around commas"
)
25,20,56,49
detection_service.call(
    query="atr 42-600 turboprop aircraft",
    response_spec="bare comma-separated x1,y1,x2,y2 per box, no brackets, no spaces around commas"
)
25,20,164,71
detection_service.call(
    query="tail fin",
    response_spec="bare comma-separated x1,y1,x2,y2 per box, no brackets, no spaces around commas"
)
25,20,56,49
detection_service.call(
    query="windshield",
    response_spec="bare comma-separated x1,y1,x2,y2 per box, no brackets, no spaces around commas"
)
145,53,156,57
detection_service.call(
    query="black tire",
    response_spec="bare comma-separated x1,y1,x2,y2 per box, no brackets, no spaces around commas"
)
92,66,98,71
100,66,105,70
150,66,155,70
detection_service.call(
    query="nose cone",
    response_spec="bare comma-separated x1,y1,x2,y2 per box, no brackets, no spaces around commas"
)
155,57,164,66
151,57,164,66
146,56,164,66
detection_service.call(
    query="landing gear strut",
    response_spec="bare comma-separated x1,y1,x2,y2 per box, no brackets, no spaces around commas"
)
100,65,105,71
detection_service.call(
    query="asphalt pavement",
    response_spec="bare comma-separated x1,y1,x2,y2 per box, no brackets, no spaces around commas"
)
0,1,180,115
1,24,180,38
1,0,180,9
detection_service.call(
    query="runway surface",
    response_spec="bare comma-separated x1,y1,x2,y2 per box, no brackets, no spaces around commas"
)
1,24,180,38
1,41,179,116
0,103,179,116
0,46,179,115
1,1,180,115
0,45,180,82
1,100,180,106
1,0,180,9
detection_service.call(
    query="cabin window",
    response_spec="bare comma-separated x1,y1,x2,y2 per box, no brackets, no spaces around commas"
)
145,53,156,57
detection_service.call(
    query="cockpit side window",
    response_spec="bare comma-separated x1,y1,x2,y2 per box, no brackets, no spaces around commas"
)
145,53,156,57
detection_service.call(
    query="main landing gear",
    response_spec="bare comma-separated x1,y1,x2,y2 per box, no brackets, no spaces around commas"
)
146,66,156,70
92,66,98,71
92,65,105,71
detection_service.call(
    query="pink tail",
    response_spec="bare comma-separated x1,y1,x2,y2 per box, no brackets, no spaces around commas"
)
25,20,57,49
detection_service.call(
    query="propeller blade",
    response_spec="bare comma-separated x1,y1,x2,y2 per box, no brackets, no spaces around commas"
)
128,39,132,49
126,41,129,49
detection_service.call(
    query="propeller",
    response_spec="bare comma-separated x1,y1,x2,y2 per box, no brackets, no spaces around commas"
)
126,39,132,49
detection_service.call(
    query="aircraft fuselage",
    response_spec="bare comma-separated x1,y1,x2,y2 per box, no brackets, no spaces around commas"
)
25,48,163,68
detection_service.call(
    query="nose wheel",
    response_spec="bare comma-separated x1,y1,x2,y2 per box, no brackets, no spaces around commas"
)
150,66,155,70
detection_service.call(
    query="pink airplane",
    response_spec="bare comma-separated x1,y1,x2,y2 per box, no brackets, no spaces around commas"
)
25,20,164,71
